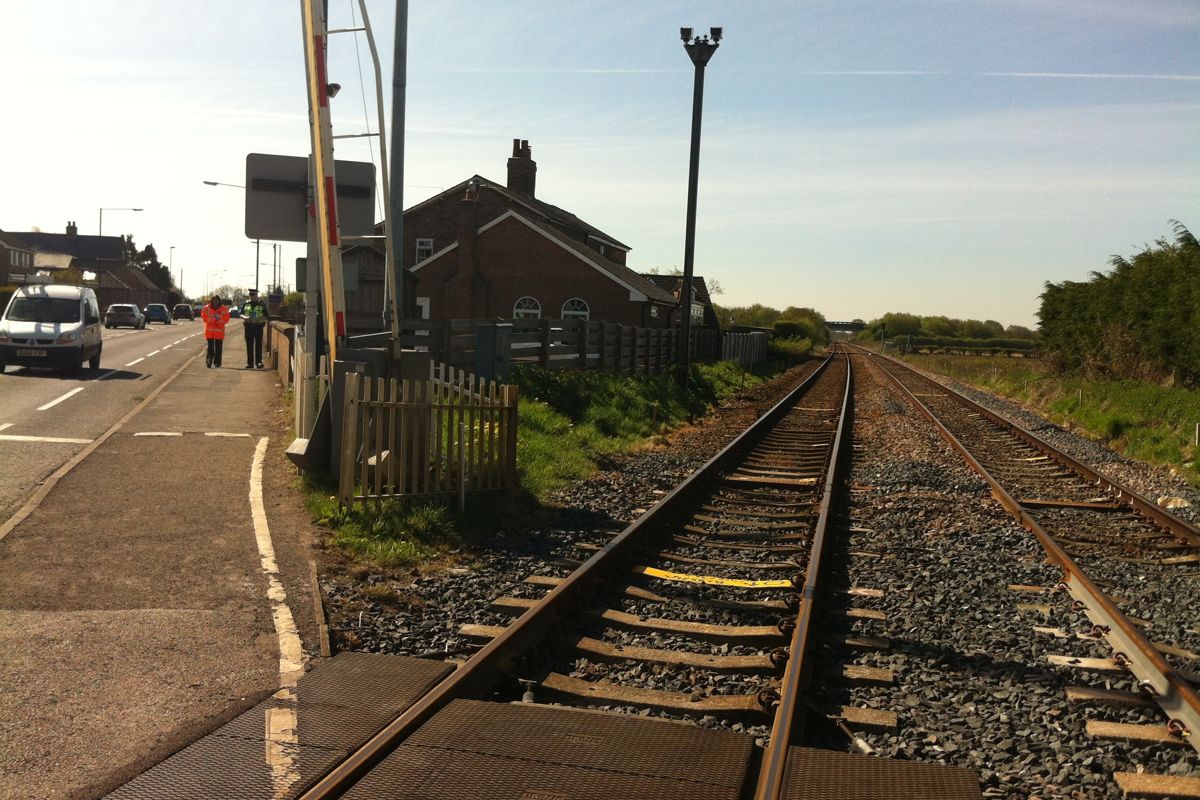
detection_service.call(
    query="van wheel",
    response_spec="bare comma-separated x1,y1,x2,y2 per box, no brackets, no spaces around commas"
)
89,351,102,371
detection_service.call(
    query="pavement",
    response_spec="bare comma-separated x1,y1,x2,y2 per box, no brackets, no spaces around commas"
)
0,329,323,799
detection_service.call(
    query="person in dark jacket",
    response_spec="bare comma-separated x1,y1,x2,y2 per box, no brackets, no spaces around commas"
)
241,288,269,369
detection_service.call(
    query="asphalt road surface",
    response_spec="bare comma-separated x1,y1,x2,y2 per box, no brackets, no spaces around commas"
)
0,317,244,521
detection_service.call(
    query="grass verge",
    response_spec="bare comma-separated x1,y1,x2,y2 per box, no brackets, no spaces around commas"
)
903,354,1200,486
303,357,791,571
513,359,775,498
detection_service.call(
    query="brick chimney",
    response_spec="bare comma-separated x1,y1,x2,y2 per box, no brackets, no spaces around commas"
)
506,139,536,198
444,181,488,318
66,221,77,236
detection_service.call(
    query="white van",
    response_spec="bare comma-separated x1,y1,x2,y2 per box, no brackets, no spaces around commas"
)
0,284,103,373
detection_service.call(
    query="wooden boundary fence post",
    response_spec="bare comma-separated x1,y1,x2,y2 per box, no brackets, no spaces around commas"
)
338,372,362,505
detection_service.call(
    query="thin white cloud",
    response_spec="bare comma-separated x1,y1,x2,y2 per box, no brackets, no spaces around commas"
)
982,71,1200,81
793,69,1200,81
446,67,677,74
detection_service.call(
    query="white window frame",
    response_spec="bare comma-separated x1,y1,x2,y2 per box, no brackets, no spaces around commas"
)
561,297,589,320
691,301,705,324
415,237,434,263
513,296,541,320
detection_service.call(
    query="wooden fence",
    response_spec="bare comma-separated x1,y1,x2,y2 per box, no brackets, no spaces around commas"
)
338,364,518,506
378,317,762,375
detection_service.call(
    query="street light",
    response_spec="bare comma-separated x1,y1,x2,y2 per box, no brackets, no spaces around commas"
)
206,270,227,296
202,181,259,293
677,26,721,387
98,207,143,237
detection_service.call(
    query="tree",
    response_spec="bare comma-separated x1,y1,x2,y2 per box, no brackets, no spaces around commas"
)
123,235,175,291
1038,221,1198,383
921,315,956,337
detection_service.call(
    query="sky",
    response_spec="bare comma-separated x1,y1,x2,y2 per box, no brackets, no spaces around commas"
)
2,1,1197,328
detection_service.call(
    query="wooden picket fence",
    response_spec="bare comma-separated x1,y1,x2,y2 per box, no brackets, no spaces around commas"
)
338,363,518,506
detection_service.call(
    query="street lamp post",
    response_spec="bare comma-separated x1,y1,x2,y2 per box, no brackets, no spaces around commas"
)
202,181,260,294
677,26,722,386
98,207,143,238
206,270,227,296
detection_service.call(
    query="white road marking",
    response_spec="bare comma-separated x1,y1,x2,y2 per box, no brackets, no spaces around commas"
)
125,358,144,367
146,349,161,357
0,434,93,444
133,431,182,437
36,387,84,411
205,432,251,438
162,344,172,350
249,437,305,691
95,369,119,381
0,423,12,432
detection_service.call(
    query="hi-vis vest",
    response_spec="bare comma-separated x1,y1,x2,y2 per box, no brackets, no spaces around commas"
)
243,300,267,326
201,303,231,339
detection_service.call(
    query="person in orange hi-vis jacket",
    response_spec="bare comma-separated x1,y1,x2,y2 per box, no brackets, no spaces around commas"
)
200,294,231,368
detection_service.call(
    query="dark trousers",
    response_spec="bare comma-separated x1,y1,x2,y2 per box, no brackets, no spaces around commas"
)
205,337,223,366
244,324,264,366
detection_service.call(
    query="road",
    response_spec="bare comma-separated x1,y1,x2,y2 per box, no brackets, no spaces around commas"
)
0,317,245,521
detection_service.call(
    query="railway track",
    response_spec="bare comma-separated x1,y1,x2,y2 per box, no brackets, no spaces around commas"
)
291,348,980,799
107,345,1200,798
855,346,1200,797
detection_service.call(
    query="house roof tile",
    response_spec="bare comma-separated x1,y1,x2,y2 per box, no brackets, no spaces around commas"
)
8,231,124,261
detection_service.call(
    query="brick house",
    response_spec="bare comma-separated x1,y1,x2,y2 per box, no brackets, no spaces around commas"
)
404,140,677,327
0,230,35,286
6,222,167,309
641,274,721,330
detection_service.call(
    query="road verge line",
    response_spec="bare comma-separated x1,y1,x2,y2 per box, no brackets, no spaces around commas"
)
249,436,305,689
0,353,202,543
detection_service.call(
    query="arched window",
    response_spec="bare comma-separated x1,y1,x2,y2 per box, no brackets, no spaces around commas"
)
513,296,541,319
561,297,589,320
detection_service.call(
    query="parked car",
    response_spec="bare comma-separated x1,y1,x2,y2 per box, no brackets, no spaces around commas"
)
0,284,103,373
144,304,173,325
228,306,242,318
104,303,146,329
172,303,195,321
193,304,204,317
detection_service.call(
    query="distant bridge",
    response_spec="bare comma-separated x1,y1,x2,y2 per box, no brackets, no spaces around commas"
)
825,320,867,333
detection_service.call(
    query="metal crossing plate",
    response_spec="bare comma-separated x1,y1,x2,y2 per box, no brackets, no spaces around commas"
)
106,653,453,799
105,733,344,800
781,747,983,800
341,699,755,799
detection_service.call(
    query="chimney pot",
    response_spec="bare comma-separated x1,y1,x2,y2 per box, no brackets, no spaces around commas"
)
507,138,537,197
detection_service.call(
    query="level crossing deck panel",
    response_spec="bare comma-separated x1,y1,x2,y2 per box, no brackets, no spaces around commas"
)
781,746,983,800
342,698,755,799
106,652,452,800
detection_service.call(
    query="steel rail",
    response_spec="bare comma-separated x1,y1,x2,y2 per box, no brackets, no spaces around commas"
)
298,353,838,799
881,353,1200,548
861,348,1200,754
754,348,854,799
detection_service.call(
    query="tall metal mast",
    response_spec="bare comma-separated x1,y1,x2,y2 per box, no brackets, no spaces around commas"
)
300,0,348,376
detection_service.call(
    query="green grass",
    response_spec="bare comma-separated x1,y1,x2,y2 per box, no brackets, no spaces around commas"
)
513,360,776,498
302,473,460,569
303,358,793,569
903,354,1200,485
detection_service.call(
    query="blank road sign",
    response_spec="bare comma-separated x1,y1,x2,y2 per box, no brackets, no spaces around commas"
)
245,153,376,242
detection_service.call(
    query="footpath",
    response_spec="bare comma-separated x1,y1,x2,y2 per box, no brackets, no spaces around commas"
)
0,349,324,799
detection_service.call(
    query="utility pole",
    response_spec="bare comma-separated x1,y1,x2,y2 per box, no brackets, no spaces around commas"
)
677,26,722,387
387,0,408,336
301,0,349,374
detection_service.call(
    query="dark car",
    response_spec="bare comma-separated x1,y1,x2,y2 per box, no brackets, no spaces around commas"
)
228,306,242,318
172,303,194,320
143,304,173,325
104,303,146,329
